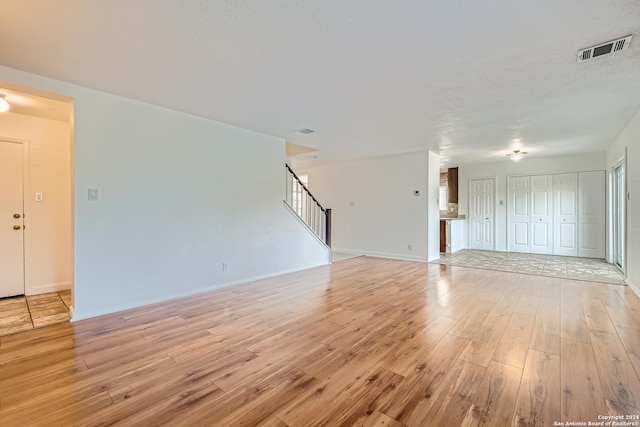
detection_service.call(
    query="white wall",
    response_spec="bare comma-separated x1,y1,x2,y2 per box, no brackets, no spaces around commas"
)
427,151,441,261
0,113,72,295
458,152,606,251
1,66,329,320
607,108,640,295
300,151,429,261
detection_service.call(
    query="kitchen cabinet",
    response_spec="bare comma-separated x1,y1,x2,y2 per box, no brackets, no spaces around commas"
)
447,167,458,204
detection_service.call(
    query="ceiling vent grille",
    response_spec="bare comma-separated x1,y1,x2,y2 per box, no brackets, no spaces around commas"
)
577,35,632,62
295,128,315,135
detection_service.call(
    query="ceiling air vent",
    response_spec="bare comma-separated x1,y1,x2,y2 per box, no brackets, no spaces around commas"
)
577,35,632,62
295,128,315,135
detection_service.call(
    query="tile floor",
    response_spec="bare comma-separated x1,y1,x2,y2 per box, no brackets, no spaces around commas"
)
433,249,625,285
0,290,71,337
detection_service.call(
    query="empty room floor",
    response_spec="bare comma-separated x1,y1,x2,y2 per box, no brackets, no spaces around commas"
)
434,249,625,285
0,290,71,337
1,257,639,425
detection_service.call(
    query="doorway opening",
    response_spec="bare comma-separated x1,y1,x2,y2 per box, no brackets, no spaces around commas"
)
0,82,74,335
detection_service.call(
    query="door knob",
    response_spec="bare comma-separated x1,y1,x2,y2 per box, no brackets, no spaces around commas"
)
13,225,21,230
13,213,20,219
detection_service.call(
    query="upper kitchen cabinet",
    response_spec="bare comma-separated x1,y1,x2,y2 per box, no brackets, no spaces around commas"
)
447,167,459,204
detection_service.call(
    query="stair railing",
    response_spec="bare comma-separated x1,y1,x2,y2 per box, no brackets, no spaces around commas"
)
285,164,331,247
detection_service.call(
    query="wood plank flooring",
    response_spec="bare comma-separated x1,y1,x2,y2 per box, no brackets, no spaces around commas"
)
1,257,639,426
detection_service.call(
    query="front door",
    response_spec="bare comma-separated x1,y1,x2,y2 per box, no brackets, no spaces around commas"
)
0,140,25,298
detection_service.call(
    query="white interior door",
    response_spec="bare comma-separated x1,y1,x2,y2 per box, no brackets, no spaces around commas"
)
508,176,530,252
0,140,25,298
530,175,553,254
480,179,495,250
554,173,578,256
579,171,605,258
469,178,495,250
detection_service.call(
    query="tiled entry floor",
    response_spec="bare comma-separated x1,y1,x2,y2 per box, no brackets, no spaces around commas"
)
0,290,71,337
433,250,625,285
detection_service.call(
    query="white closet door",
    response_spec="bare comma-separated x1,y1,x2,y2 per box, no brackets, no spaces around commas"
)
508,176,531,252
578,171,605,258
469,178,495,250
554,173,578,256
481,179,495,250
530,175,553,254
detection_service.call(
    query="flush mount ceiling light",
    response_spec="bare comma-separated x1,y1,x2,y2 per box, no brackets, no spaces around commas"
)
506,149,528,161
0,94,9,112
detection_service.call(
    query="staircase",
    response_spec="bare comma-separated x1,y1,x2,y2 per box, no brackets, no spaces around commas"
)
285,164,331,247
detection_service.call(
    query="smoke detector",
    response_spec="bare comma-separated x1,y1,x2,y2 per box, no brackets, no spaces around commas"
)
577,35,632,62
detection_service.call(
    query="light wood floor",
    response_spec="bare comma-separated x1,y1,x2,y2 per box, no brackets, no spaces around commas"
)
1,257,639,426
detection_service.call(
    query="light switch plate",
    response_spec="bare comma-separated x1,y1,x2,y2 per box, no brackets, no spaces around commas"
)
35,192,43,202
88,188,100,201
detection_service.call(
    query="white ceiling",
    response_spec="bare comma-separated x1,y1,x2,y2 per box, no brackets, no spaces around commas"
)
1,1,639,168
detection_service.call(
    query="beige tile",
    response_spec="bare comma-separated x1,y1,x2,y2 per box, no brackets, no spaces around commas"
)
31,312,70,328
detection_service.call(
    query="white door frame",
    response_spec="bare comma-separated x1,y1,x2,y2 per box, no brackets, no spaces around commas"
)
0,137,31,296
610,154,627,274
468,176,497,251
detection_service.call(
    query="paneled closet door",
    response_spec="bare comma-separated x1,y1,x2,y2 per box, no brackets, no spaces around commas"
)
578,171,605,258
508,176,530,252
530,175,553,254
469,178,495,250
553,173,578,256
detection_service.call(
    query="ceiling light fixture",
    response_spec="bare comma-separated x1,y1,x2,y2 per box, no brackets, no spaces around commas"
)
507,149,527,161
0,94,9,112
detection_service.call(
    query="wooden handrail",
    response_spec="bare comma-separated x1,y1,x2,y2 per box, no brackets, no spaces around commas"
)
285,164,331,247
285,164,325,212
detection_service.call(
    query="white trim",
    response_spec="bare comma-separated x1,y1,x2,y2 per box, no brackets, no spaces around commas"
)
626,278,640,298
333,247,428,262
27,281,72,295
71,263,327,322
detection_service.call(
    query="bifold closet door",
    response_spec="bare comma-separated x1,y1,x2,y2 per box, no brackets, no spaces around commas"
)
554,173,578,256
578,171,605,258
507,176,530,252
529,175,553,254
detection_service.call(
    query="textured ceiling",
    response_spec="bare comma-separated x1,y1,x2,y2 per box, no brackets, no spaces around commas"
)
1,0,639,168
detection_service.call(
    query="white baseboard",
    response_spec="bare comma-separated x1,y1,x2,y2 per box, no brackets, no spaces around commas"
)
71,262,328,322
27,281,72,296
626,278,640,298
332,247,427,263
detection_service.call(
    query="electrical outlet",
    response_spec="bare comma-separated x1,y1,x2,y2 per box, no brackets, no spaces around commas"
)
408,244,413,251
222,262,228,271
